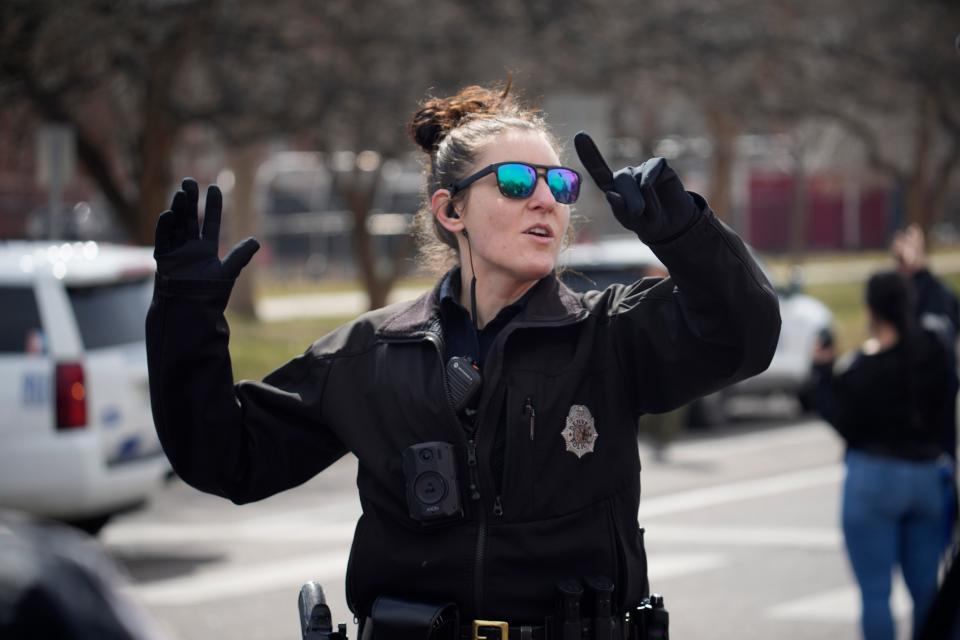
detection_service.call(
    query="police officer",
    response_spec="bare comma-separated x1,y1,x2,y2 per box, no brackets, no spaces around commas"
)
147,83,780,637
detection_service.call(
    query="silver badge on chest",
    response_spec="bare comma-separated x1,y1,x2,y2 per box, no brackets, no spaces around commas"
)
562,404,598,458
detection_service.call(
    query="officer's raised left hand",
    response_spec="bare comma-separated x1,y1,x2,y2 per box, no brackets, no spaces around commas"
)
154,178,259,281
574,132,701,244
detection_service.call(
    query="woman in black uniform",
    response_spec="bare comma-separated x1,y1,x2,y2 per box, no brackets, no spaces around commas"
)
147,83,780,634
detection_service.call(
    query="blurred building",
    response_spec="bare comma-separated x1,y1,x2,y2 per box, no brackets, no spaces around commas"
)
256,150,421,278
606,127,913,253
0,112,122,241
2,103,956,259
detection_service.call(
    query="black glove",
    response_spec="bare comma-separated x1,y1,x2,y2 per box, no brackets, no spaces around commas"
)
154,178,259,280
574,132,701,244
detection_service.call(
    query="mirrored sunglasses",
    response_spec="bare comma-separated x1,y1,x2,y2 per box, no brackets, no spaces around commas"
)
449,162,581,205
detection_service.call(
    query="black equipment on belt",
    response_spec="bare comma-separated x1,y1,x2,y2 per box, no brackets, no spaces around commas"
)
298,582,349,640
552,577,669,640
362,596,459,640
338,579,670,640
583,577,615,640
631,594,669,640
556,578,583,640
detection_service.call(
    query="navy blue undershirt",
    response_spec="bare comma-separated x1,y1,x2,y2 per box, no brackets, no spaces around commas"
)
438,269,533,369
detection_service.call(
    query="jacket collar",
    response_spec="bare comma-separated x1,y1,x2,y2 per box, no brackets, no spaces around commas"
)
377,268,587,339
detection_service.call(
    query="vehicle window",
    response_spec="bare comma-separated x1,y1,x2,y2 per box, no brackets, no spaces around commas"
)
0,286,44,354
67,277,153,349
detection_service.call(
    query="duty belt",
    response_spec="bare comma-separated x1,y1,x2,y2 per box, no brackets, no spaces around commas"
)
364,588,667,640
459,620,630,639
460,621,547,640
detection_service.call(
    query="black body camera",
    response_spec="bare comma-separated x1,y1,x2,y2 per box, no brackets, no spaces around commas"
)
402,442,463,525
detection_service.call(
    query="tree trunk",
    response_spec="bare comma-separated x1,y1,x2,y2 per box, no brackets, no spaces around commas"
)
136,116,177,246
788,142,808,262
132,25,195,246
705,106,737,223
342,165,395,310
904,89,937,235
928,147,960,242
226,144,262,318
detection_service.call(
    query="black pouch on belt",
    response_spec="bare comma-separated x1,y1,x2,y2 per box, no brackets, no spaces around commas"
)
367,596,459,640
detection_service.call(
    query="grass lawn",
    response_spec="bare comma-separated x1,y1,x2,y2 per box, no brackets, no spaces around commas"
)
804,279,865,352
226,313,356,381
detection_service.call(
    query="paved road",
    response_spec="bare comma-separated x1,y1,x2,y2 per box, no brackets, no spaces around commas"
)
97,408,921,640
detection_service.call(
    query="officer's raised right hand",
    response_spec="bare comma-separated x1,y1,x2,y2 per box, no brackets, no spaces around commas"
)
154,178,259,280
574,132,701,244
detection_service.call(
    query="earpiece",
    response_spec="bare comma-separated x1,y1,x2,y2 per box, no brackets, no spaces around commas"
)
445,202,466,237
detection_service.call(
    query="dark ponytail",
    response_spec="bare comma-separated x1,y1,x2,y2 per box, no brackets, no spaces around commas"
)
866,271,922,429
866,271,915,335
407,81,516,154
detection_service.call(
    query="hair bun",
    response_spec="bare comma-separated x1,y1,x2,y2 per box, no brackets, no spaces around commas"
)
408,83,514,153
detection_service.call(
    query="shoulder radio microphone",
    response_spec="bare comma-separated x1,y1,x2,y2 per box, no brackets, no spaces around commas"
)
446,356,482,413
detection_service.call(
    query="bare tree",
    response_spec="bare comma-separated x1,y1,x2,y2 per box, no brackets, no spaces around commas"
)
0,0,344,245
6,0,956,313
761,0,960,235
569,0,959,241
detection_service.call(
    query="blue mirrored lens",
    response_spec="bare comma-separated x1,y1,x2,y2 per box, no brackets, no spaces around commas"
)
547,168,580,204
496,164,537,198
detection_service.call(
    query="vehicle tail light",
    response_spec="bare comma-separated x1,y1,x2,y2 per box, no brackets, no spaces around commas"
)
56,362,87,430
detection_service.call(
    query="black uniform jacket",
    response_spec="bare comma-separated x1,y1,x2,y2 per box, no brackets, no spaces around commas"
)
146,208,781,623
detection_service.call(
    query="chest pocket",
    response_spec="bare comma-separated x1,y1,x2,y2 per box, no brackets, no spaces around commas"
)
496,327,639,520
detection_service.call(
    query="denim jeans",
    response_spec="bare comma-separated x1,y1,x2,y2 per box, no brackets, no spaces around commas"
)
842,449,952,640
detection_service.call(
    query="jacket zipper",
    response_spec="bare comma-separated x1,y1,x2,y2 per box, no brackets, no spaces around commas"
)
425,328,487,615
466,438,481,501
493,396,536,518
471,434,488,612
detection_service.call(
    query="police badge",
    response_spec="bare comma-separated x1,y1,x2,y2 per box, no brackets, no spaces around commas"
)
561,405,598,458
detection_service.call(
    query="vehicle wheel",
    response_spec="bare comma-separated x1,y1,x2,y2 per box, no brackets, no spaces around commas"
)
64,514,112,536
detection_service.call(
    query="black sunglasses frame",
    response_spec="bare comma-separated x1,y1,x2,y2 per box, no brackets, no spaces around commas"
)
448,162,582,204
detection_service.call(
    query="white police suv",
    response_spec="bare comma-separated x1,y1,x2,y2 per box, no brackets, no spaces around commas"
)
0,241,167,533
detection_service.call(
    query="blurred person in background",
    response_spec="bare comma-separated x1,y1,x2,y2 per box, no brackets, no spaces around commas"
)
814,271,957,640
893,224,960,559
892,224,959,462
146,83,780,635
